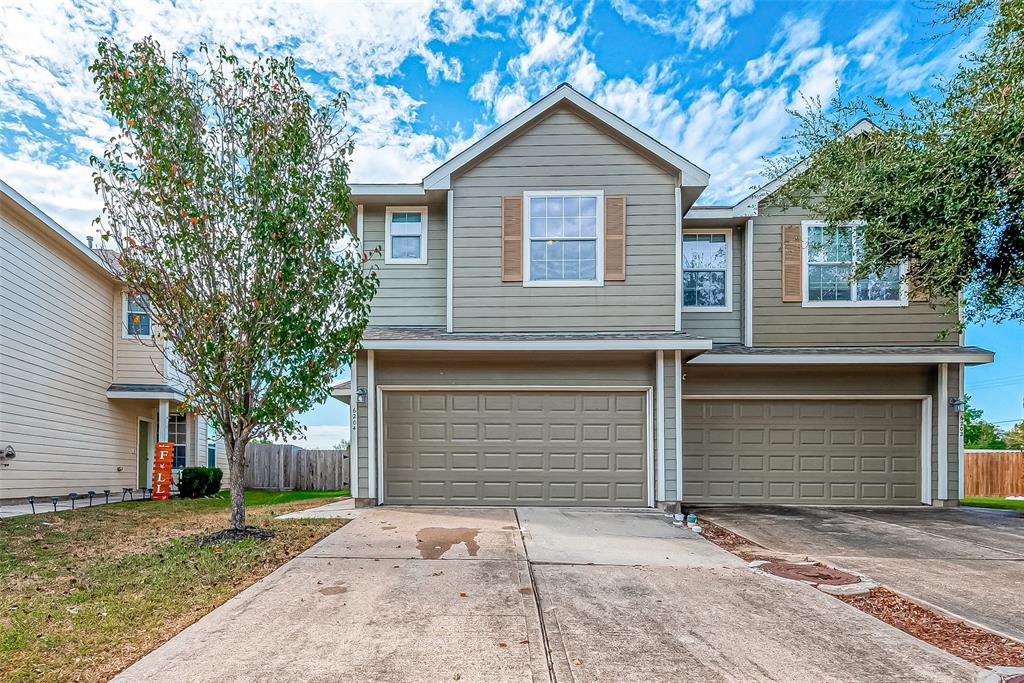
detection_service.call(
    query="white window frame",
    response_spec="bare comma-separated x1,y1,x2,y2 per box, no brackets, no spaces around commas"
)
122,293,153,339
522,190,605,288
384,206,428,265
801,220,908,308
681,228,733,313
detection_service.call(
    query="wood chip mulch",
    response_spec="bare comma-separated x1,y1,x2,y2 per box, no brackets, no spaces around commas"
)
697,519,773,562
838,587,1024,668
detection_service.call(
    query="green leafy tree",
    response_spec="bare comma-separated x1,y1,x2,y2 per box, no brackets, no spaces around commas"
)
1005,421,1024,449
765,0,1023,326
90,38,377,530
963,396,1008,449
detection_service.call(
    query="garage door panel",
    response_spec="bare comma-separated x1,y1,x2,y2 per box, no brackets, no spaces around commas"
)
383,390,647,506
683,399,921,505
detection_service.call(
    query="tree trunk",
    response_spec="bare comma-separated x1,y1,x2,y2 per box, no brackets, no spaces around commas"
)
227,434,250,530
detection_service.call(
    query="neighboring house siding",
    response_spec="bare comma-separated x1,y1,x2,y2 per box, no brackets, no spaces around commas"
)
682,363,962,502
752,203,957,346
451,106,678,332
114,292,166,385
0,207,145,499
681,226,743,343
364,203,447,327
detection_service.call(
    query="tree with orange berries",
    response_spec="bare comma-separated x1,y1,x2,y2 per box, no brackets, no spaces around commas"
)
90,37,377,531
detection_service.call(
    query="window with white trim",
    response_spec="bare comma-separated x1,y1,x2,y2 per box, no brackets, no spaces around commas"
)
681,231,731,310
124,294,152,338
207,423,217,468
168,413,187,469
385,207,427,264
804,223,904,305
524,191,604,286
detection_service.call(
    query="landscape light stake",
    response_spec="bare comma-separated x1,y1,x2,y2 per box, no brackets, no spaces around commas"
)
88,491,96,507
26,496,35,514
69,492,78,510
50,497,59,512
103,490,110,504
121,488,134,502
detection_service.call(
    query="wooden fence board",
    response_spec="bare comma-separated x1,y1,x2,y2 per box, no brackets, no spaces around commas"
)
243,444,350,491
964,450,1024,497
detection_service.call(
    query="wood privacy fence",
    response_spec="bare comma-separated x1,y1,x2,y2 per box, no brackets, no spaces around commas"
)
964,450,1024,497
244,444,350,491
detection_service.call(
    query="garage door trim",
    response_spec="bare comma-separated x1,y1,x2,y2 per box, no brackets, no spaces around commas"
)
682,394,933,505
375,385,655,507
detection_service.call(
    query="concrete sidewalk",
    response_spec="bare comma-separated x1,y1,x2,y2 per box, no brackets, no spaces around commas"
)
114,507,982,682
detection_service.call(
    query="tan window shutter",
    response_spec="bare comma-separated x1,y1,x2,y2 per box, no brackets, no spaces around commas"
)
781,224,803,302
501,196,523,282
604,195,626,281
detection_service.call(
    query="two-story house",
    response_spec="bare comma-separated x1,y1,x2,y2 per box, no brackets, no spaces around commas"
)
338,84,993,509
0,179,226,503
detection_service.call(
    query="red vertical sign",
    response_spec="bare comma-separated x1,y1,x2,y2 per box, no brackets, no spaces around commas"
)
152,441,174,500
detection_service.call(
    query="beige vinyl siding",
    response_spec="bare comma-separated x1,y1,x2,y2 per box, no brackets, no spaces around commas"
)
354,350,661,502
0,205,147,499
752,203,957,346
451,106,678,332
681,363,961,504
681,227,742,343
363,203,446,327
113,291,167,385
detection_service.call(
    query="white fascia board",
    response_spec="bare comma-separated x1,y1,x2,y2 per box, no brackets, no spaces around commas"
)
423,84,710,191
684,205,756,220
107,390,183,400
689,352,994,365
362,338,714,351
349,184,425,197
1,178,113,277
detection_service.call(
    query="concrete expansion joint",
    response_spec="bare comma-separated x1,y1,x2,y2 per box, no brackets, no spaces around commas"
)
515,508,558,683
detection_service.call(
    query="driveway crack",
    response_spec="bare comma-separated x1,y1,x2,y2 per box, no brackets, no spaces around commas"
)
515,508,558,683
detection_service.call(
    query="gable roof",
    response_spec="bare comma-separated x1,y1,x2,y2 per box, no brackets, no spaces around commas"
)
422,83,710,192
0,178,113,278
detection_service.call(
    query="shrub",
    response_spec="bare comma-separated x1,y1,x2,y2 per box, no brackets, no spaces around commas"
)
177,467,211,498
206,468,224,496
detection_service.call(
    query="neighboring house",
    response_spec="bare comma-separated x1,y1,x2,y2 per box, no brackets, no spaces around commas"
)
334,83,994,509
0,180,227,503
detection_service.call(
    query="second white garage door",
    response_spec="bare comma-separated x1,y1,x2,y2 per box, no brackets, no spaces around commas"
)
382,390,649,506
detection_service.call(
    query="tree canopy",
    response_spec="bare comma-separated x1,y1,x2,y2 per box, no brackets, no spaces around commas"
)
90,37,377,529
765,0,1024,327
963,395,1009,449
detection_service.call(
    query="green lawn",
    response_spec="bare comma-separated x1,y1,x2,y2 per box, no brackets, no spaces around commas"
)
0,490,350,683
961,496,1024,511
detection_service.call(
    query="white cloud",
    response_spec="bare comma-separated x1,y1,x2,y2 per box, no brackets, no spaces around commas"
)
610,0,754,50
282,425,351,450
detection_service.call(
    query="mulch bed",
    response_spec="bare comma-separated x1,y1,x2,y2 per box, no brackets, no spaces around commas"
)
697,516,1024,669
196,526,275,545
697,519,774,562
839,587,1024,668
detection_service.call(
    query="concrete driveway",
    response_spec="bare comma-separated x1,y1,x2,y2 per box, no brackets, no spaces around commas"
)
115,506,981,683
697,505,1024,642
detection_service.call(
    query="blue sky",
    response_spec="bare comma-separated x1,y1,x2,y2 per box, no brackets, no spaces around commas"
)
1,0,1019,445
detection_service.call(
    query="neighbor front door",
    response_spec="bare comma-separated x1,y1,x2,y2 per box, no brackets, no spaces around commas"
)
137,421,150,488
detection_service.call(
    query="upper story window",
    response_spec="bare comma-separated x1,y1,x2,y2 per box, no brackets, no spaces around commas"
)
124,294,152,338
385,207,428,264
682,231,732,312
523,190,604,287
803,222,905,307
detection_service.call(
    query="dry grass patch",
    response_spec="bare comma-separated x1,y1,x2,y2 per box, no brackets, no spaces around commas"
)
0,493,348,682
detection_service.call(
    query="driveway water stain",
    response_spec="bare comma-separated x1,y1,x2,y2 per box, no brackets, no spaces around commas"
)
416,527,481,559
319,583,348,596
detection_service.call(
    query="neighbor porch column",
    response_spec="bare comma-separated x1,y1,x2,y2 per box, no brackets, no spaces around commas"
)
158,399,169,442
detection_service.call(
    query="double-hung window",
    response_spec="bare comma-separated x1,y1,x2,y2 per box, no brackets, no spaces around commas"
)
681,232,731,311
803,222,905,306
124,294,152,338
168,413,187,469
385,207,428,264
524,191,604,286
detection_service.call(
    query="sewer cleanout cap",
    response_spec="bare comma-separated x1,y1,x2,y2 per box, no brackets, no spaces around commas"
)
758,561,861,586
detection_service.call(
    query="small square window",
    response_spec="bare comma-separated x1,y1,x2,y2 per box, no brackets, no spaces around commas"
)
681,232,731,311
124,295,152,337
385,207,428,264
